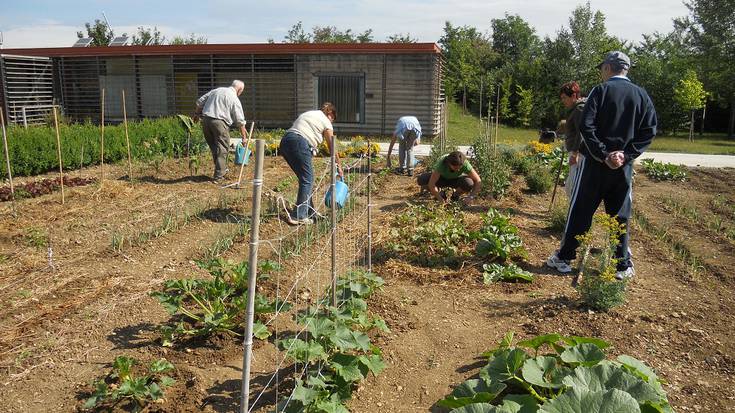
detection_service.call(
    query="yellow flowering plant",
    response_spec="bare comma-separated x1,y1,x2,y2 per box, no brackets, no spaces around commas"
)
576,213,628,311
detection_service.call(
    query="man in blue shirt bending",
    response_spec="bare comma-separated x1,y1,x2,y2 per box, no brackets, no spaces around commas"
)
546,51,657,280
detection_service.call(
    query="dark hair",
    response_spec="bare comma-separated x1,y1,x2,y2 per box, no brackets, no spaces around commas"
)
444,151,466,167
320,102,337,120
559,81,581,99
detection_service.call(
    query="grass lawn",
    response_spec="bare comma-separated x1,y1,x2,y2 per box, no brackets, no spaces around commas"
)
444,102,735,155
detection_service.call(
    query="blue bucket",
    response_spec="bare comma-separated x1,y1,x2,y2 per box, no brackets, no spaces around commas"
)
234,143,252,165
325,177,349,209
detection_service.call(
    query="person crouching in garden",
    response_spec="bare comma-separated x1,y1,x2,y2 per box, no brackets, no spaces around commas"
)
386,116,422,176
416,151,481,205
559,81,587,199
279,102,343,225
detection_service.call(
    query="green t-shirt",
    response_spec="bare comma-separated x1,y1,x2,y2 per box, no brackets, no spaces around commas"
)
433,155,473,179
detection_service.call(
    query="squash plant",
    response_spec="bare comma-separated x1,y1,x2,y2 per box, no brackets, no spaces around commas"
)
151,258,290,345
276,270,389,413
438,332,673,413
83,356,175,412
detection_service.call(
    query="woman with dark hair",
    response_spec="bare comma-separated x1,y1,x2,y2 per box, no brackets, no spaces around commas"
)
416,151,481,204
279,102,343,225
559,81,586,198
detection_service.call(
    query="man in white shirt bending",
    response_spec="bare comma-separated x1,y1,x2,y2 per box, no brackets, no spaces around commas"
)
194,80,248,182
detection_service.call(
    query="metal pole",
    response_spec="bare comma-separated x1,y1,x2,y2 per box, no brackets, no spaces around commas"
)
21,107,27,128
122,89,133,180
52,106,64,204
331,133,337,307
367,136,372,274
0,106,16,214
240,139,265,413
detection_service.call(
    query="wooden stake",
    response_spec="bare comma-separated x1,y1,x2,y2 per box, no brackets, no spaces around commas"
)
0,106,16,214
122,89,133,181
100,88,105,181
494,84,500,157
53,106,65,204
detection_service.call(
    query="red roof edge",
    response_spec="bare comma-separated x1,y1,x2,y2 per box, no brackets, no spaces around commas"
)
1,42,441,57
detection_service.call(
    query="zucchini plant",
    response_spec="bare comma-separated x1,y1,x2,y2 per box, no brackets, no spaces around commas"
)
83,356,175,412
275,270,389,413
438,332,673,413
150,258,290,346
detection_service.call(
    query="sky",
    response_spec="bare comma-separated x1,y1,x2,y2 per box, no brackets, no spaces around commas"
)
0,0,690,49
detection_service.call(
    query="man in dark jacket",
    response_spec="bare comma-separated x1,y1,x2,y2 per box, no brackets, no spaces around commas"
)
546,51,657,280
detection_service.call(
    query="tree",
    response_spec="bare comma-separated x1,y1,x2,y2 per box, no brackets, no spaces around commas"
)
631,31,692,134
567,2,625,91
515,84,534,127
281,22,374,43
312,26,373,43
76,19,115,46
439,22,493,111
498,76,513,122
132,26,165,46
170,34,207,45
387,33,417,43
674,69,707,141
284,21,311,43
677,0,735,137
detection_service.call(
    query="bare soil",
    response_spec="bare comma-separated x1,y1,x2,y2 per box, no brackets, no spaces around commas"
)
0,160,733,413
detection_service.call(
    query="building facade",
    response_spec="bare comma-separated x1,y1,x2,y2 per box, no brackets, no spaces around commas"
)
0,43,444,137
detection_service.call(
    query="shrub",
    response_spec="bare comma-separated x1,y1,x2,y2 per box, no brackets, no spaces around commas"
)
547,203,568,233
576,214,628,311
470,136,512,199
438,332,673,412
525,165,554,194
640,158,687,181
1,117,206,177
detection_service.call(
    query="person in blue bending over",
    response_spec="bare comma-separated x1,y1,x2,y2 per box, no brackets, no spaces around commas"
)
546,51,657,281
386,116,421,176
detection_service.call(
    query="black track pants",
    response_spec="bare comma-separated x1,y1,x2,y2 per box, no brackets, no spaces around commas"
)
557,157,633,271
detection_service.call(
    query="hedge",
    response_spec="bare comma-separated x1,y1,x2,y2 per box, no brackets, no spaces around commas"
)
0,117,206,177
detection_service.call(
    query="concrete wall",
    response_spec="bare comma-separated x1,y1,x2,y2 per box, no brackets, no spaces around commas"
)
296,53,441,137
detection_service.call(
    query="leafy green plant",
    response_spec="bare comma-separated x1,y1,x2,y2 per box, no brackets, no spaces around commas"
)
385,203,471,266
482,263,534,283
1,117,206,177
83,356,175,412
470,136,512,199
276,269,388,413
640,159,687,182
438,332,673,413
474,208,525,262
151,258,288,345
525,164,554,194
576,214,628,311
547,204,568,233
23,226,48,249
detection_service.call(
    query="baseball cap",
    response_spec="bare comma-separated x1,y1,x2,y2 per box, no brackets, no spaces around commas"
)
596,51,631,69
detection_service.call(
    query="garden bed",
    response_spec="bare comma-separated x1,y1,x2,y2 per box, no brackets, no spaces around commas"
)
0,155,733,412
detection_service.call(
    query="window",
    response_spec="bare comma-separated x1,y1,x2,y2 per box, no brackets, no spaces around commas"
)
317,74,365,124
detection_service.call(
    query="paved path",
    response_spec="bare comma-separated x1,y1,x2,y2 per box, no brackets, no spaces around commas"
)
375,142,735,168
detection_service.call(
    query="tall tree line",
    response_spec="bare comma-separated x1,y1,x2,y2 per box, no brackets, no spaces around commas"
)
440,1,734,137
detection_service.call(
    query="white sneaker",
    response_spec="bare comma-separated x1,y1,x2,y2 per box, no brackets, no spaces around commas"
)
615,267,635,280
546,253,572,274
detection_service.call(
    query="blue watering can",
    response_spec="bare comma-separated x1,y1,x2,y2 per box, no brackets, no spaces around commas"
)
325,176,349,209
234,143,252,165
